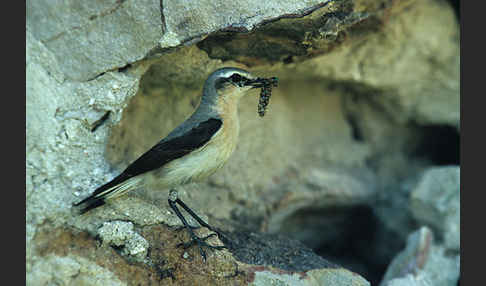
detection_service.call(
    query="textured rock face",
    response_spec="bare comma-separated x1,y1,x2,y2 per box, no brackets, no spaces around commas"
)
410,166,460,252
26,0,459,285
380,227,460,286
27,0,164,81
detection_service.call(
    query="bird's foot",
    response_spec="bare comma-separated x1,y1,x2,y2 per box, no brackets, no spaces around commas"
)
168,189,229,261
177,231,227,261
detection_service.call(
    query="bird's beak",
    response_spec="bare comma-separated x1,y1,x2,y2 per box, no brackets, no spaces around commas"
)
243,77,279,89
243,78,265,88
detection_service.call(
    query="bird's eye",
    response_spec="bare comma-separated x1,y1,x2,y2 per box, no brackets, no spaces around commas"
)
230,73,243,82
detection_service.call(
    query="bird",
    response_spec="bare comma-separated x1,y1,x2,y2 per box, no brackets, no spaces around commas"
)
73,67,276,260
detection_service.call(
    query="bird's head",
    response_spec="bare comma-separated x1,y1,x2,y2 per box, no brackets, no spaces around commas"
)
203,67,261,102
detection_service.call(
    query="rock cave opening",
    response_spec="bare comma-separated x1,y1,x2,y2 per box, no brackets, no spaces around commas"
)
276,204,404,286
413,124,460,166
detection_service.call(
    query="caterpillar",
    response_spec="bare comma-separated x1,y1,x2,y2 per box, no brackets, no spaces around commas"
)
257,77,278,117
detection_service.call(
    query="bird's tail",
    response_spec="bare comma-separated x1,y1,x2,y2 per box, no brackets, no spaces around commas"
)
72,174,142,214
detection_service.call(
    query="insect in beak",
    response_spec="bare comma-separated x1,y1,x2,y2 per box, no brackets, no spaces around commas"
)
243,77,279,117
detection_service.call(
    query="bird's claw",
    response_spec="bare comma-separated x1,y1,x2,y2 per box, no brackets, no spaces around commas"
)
177,232,227,261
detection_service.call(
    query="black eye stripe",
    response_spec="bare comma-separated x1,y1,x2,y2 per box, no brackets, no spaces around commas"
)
230,73,243,82
215,73,248,90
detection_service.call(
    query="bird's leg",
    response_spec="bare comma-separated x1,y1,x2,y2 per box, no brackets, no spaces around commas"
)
168,189,226,261
173,195,228,241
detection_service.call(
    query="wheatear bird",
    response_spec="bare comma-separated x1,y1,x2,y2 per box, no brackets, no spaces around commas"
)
74,67,276,260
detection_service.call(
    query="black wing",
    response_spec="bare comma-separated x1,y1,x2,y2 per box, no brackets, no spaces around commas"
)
123,118,222,177
73,118,222,213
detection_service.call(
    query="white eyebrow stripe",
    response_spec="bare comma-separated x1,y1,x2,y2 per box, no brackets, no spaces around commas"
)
219,71,237,78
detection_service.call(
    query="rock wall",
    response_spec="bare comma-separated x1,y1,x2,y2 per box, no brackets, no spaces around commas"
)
26,0,460,285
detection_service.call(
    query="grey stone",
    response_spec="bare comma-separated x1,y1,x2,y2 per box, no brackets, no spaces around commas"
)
380,227,434,285
227,229,370,285
410,166,460,251
27,0,163,81
27,0,334,82
98,221,149,261
264,166,376,248
226,230,337,272
27,255,125,286
26,28,142,271
384,274,433,286
249,268,370,286
160,0,332,47
380,227,460,286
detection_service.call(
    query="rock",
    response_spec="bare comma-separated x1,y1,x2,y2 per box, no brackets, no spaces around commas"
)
27,255,124,286
380,227,460,286
225,230,338,271
384,274,434,286
262,166,377,251
246,267,370,286
380,227,434,285
27,0,164,81
26,0,337,82
410,166,460,251
26,28,143,253
160,0,335,48
31,224,370,285
98,221,149,261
